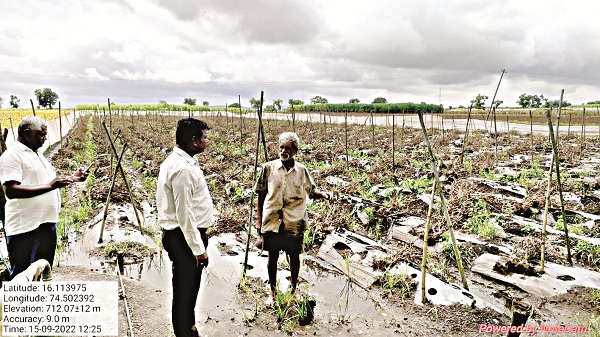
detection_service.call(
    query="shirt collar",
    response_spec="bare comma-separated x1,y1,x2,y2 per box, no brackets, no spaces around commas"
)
172,146,198,166
15,141,37,154
275,159,298,171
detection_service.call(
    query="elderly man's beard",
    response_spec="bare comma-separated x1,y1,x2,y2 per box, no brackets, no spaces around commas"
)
280,152,292,161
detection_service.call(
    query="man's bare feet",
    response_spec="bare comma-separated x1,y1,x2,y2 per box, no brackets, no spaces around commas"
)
265,294,274,307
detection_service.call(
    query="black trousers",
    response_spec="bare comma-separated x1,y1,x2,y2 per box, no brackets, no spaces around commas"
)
162,227,208,337
7,223,56,280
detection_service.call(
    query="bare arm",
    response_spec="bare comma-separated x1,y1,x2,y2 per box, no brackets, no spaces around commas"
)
3,167,88,200
3,178,73,199
256,191,267,231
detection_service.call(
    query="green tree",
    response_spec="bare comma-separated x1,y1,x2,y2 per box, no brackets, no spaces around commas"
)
288,99,304,106
349,98,360,103
34,88,59,109
516,93,546,108
273,99,282,112
183,98,197,105
544,99,571,108
470,94,488,110
249,98,261,110
229,102,241,108
310,96,328,104
0,96,3,108
202,101,209,107
10,95,20,109
493,100,503,108
372,97,387,104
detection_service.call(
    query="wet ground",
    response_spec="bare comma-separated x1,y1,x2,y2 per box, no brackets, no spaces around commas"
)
3,110,600,336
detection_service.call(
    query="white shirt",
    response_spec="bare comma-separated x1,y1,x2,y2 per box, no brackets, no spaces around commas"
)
156,147,214,255
0,141,61,236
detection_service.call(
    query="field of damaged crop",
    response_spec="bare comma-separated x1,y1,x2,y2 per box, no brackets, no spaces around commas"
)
21,110,600,336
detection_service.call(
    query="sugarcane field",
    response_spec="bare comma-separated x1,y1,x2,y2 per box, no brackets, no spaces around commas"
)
1,104,599,336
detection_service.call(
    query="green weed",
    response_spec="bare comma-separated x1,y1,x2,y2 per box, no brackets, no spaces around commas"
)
465,199,498,239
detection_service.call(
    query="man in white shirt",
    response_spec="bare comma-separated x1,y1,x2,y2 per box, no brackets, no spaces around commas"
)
0,116,87,279
156,118,214,337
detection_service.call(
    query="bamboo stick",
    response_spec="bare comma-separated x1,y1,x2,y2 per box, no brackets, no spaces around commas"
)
239,95,243,152
580,107,586,156
529,110,534,168
545,108,573,266
371,109,375,148
98,144,128,244
345,109,348,162
243,92,266,278
485,69,505,126
392,114,395,169
58,102,63,150
460,106,471,165
30,99,36,116
101,122,143,232
417,111,469,290
420,181,437,303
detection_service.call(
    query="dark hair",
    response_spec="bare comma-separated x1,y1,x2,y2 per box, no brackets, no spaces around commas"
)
175,118,209,147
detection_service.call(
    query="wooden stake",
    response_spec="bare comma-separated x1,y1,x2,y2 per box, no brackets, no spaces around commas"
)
30,99,36,116
98,143,128,244
417,111,469,290
545,107,573,266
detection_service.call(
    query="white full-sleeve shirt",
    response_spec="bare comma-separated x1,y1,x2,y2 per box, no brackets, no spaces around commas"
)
156,147,214,255
0,141,61,236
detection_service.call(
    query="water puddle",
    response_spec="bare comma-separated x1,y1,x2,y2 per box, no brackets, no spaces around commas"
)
59,228,391,328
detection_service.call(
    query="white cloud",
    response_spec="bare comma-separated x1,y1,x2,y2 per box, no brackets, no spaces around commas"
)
0,0,599,108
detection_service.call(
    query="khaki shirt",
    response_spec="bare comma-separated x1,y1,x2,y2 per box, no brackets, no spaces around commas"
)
254,160,316,237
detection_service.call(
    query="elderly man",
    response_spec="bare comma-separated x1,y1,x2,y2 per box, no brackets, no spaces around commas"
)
0,116,87,279
255,132,331,305
156,118,214,337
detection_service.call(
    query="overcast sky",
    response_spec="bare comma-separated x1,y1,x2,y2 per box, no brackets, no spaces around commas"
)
1,0,598,109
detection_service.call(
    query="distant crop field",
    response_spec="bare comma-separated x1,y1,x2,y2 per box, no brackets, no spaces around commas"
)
0,109,63,129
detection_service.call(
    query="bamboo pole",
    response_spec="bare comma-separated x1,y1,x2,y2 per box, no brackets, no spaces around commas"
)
417,111,469,290
392,114,395,169
492,106,498,157
58,102,63,150
485,69,505,126
30,99,36,116
243,93,266,278
529,110,534,168
259,92,267,162
370,109,375,148
460,106,471,165
580,107,586,156
239,95,243,152
345,109,349,162
441,113,445,143
420,182,437,303
108,98,112,130
9,117,15,140
98,144,128,244
101,122,143,232
545,108,573,266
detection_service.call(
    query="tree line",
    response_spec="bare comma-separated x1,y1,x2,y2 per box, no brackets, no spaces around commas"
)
0,88,59,109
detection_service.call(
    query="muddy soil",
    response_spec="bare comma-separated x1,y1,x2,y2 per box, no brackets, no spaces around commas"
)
33,111,600,336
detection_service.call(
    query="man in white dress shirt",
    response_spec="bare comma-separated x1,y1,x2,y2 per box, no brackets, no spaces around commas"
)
156,118,214,337
0,116,86,279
